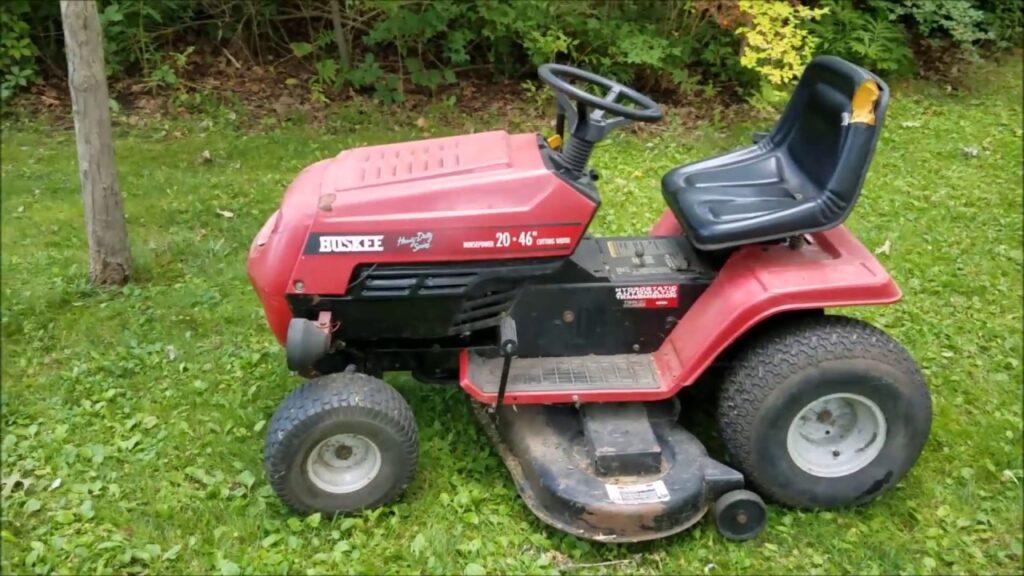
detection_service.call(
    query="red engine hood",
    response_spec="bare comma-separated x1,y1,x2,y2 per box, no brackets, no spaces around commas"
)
321,130,523,205
312,130,581,224
247,130,597,343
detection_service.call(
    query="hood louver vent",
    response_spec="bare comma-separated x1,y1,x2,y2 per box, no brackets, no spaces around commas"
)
449,290,517,334
345,259,562,335
355,267,478,297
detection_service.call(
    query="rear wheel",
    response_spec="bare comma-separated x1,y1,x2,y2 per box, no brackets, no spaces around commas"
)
717,315,931,509
265,372,418,514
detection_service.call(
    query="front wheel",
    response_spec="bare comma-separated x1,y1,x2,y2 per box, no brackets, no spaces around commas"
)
264,372,418,514
717,315,931,509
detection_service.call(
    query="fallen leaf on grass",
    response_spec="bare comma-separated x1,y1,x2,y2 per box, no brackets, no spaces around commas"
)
198,149,213,163
1,473,31,497
217,209,235,219
80,499,94,519
218,558,241,576
874,239,891,255
409,533,426,555
237,470,256,490
415,116,429,129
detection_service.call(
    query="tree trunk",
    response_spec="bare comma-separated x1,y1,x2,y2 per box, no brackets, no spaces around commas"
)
329,0,352,82
60,0,131,286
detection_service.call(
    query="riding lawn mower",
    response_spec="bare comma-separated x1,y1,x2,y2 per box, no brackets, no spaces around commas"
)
247,56,932,542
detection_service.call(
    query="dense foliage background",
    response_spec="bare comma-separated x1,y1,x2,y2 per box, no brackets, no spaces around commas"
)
1,0,1021,107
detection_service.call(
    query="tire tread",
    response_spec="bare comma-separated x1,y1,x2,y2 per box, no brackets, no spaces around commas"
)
264,372,418,513
717,315,929,507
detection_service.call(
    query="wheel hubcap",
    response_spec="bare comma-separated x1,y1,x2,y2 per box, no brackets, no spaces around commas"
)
786,393,887,478
306,433,382,493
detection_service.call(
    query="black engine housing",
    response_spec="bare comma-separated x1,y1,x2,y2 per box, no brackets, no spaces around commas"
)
286,235,715,379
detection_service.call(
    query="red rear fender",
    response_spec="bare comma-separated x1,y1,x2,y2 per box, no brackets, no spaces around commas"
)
655,221,902,391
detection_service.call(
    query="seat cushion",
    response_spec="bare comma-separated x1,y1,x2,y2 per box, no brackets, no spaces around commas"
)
661,147,828,250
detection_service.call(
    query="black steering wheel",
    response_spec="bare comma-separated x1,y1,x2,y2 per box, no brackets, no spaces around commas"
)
538,64,663,123
537,64,662,174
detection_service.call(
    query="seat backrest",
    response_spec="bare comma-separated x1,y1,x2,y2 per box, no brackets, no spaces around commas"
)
768,56,890,219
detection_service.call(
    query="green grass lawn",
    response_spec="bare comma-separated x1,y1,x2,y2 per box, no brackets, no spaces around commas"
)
2,56,1022,575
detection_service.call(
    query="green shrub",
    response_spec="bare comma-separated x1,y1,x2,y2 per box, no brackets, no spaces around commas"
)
883,0,992,54
279,0,751,103
978,0,1023,47
810,0,915,74
96,0,200,78
0,0,37,103
0,0,1018,105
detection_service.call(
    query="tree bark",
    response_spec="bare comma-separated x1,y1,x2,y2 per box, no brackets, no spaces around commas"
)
60,0,131,286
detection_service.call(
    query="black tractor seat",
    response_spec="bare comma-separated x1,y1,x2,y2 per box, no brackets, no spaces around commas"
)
662,56,890,251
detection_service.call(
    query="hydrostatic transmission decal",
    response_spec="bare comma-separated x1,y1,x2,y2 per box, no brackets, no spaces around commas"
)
615,285,679,308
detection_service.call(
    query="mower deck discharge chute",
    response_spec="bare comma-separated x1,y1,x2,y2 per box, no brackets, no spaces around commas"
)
248,57,932,542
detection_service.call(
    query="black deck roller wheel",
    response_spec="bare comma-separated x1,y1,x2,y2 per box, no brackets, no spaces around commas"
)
714,489,767,541
264,372,418,515
717,315,931,509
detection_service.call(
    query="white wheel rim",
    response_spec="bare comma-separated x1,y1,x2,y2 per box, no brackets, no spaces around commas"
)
306,433,382,493
786,393,887,478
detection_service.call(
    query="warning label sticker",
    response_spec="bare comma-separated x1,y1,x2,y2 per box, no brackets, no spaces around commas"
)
614,285,679,309
605,480,671,505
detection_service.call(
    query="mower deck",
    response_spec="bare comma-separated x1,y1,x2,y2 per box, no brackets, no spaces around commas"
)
473,399,746,542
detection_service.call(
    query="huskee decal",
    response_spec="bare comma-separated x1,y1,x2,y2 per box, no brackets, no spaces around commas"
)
615,285,679,309
317,235,385,253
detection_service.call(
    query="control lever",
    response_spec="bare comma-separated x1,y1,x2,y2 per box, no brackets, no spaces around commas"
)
495,316,518,412
633,242,646,268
